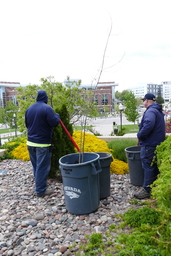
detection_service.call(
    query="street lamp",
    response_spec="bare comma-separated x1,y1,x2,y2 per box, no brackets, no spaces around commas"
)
13,113,17,137
119,103,124,132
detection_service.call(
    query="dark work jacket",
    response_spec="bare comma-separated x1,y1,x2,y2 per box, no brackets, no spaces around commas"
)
137,103,165,147
25,90,60,144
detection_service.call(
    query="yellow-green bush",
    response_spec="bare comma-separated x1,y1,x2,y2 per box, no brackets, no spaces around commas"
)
11,142,30,161
1,137,29,160
2,132,129,175
73,131,128,175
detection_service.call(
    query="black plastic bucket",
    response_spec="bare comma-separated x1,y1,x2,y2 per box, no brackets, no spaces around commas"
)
125,146,144,186
96,152,113,199
59,152,101,215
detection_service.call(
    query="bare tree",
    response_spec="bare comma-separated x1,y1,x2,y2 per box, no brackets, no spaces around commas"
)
91,13,125,88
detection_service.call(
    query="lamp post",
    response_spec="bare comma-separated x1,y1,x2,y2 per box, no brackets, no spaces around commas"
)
13,113,17,137
119,103,124,132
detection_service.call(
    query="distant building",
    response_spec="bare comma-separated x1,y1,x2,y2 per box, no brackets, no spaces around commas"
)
147,83,163,98
63,79,119,112
162,81,171,102
0,81,20,108
130,85,147,99
130,83,164,100
80,81,118,112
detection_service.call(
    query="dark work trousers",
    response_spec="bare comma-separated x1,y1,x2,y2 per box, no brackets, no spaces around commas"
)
140,146,159,192
28,146,52,195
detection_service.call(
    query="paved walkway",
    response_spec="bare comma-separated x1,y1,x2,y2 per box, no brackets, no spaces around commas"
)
80,115,138,137
0,115,138,145
0,131,23,146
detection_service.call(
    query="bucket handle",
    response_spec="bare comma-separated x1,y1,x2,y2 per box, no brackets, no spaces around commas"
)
127,152,135,160
91,160,102,175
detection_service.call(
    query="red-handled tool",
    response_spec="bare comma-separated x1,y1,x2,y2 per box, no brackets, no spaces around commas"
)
59,119,82,153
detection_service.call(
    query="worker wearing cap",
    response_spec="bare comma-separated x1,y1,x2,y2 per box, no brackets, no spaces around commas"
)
134,93,165,199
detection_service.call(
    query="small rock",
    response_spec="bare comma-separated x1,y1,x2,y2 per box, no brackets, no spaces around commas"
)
7,249,14,255
59,245,68,253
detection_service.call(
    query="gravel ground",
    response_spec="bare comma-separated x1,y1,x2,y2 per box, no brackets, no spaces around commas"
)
0,159,140,256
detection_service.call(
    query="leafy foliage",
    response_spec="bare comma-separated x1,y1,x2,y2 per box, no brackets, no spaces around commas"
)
122,206,161,228
116,127,126,136
50,105,75,178
74,136,171,255
0,101,18,128
75,204,170,256
115,90,130,101
84,233,103,252
156,95,164,104
152,135,171,212
16,76,98,132
0,108,6,124
124,91,140,124
0,137,26,160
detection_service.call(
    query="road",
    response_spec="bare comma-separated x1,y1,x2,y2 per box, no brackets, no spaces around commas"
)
0,114,140,145
75,114,140,136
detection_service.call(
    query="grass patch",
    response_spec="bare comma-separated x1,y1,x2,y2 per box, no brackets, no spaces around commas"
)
0,128,15,134
108,138,138,162
73,126,87,131
117,124,139,134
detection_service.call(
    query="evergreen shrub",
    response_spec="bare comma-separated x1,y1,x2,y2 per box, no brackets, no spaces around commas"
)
49,105,75,178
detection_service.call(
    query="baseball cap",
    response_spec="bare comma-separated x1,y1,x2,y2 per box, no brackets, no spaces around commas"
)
141,93,156,101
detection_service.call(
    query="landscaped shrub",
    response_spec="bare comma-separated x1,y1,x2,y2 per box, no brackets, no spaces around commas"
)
1,131,129,175
0,137,29,161
108,138,138,162
110,159,129,175
165,118,171,133
72,130,113,153
74,136,171,255
50,104,75,178
11,141,30,161
72,131,129,174
152,135,171,211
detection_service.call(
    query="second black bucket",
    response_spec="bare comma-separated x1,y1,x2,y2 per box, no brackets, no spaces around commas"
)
125,146,144,186
59,153,101,215
96,152,113,199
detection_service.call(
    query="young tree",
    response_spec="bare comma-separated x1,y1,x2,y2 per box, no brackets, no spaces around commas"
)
115,90,130,102
41,76,97,123
156,95,164,104
0,108,6,125
124,91,140,126
16,76,98,131
4,101,18,129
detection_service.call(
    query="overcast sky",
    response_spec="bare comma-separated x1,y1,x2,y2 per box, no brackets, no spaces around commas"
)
1,0,171,91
